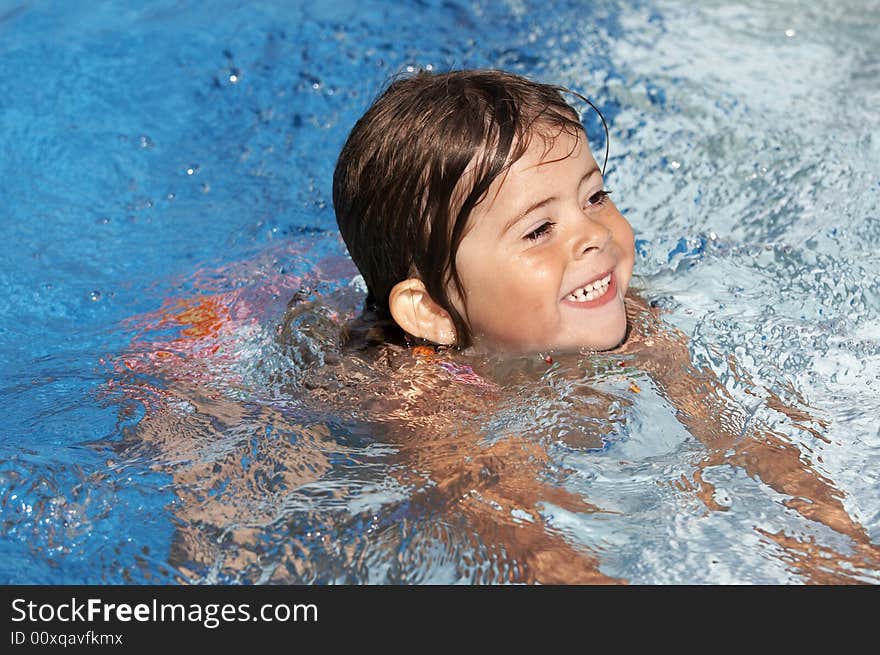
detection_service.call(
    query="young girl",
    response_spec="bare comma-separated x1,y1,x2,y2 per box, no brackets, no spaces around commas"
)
117,69,877,583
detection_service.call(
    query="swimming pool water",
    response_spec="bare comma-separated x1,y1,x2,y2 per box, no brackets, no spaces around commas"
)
1,0,878,583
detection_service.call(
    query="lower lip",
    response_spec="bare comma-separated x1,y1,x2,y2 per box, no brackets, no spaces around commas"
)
561,271,617,309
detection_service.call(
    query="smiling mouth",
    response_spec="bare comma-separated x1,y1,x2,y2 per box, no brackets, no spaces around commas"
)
563,269,614,302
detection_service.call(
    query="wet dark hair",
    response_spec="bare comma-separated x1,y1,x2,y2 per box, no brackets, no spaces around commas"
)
332,69,607,350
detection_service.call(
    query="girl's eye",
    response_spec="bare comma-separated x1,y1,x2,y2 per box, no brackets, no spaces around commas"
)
524,221,555,242
585,189,612,207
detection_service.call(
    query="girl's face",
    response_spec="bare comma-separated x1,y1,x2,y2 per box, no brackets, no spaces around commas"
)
449,128,635,353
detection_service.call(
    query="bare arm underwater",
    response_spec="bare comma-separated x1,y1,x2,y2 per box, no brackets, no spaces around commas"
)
615,293,879,580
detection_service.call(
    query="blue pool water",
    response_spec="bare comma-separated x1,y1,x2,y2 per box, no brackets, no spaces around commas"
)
1,0,879,583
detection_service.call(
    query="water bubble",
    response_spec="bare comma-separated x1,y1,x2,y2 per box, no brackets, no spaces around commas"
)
200,182,210,193
670,160,681,170
89,291,102,302
186,165,200,176
166,192,176,201
785,28,796,38
229,68,241,84
137,135,154,149
96,216,111,225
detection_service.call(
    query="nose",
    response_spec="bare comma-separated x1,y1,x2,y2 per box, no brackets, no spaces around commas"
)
572,216,611,259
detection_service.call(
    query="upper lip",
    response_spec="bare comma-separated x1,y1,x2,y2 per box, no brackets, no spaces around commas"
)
561,267,614,300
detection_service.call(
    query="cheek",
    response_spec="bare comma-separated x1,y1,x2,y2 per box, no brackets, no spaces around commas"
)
621,222,636,260
471,261,556,321
603,203,635,255
513,257,559,295
611,216,636,292
608,214,635,261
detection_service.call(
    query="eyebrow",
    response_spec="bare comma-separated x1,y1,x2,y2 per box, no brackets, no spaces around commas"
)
500,166,601,237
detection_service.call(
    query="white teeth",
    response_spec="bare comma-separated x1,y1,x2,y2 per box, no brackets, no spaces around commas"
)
567,274,611,302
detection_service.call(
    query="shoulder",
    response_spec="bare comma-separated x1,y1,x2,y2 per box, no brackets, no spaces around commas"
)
623,287,665,322
611,289,667,355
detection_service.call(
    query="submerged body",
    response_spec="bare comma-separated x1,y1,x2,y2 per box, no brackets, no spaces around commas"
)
114,274,879,584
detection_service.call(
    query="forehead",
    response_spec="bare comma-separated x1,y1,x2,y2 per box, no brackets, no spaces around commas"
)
470,127,593,218
509,126,589,176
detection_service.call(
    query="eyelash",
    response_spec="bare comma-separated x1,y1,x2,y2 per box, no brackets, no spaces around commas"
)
523,189,613,242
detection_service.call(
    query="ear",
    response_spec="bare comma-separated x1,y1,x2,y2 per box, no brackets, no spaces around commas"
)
388,278,457,346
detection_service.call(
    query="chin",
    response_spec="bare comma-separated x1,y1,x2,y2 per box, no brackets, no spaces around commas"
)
596,329,627,351
578,312,628,352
